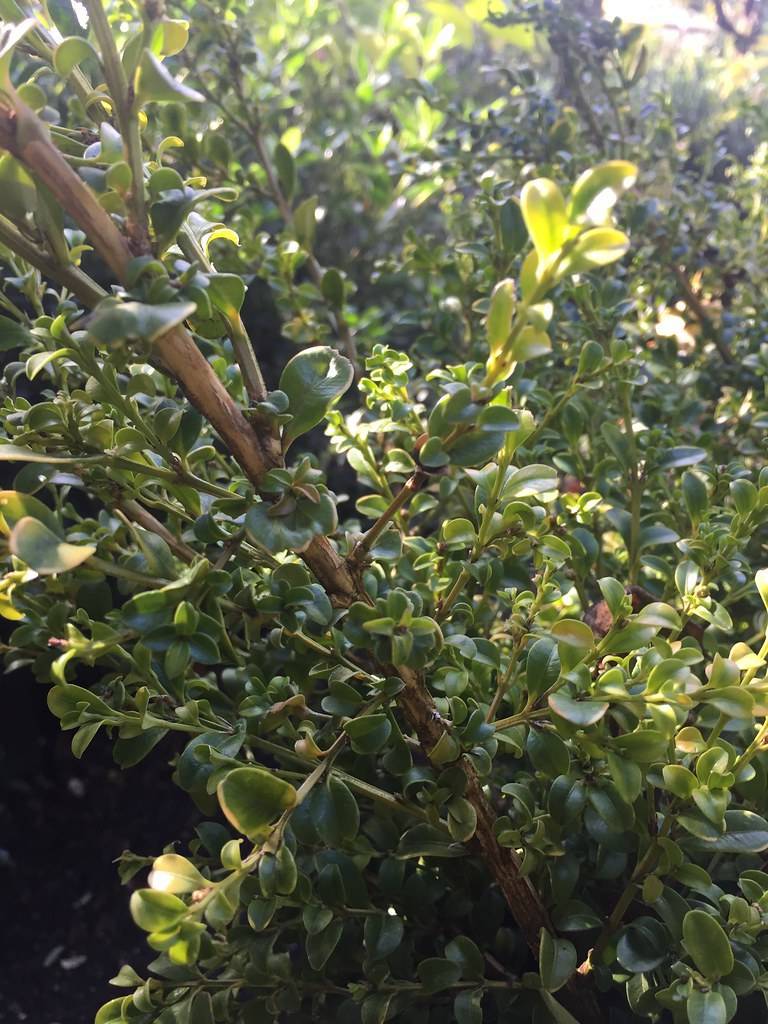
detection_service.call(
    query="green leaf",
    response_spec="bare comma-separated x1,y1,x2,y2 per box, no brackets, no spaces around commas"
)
442,517,476,545
26,347,71,380
245,491,338,554
364,913,404,961
208,274,245,317
567,161,638,223
9,517,95,575
520,178,568,263
539,991,582,1024
525,636,561,701
551,618,593,671
687,810,768,853
279,346,354,444
682,471,709,522
504,464,558,499
445,935,484,979
154,19,190,56
0,153,36,222
0,490,60,535
616,917,669,972
88,300,196,346
563,228,630,275
599,577,626,618
306,918,344,970
95,998,126,1024
635,602,681,630
53,35,99,76
658,446,708,469
416,957,462,995
511,324,551,362
136,49,204,104
0,315,31,349
312,778,360,846
273,142,296,200
606,753,643,804
539,930,576,992
293,194,318,249
396,822,465,859
321,268,344,309
129,888,186,932
148,854,207,894
527,727,570,777
663,764,697,798
343,714,392,754
217,767,297,841
686,989,727,1024
454,989,484,1024
486,278,515,353
548,693,608,727
682,909,734,980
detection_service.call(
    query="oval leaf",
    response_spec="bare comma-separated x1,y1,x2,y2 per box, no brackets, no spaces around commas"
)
217,766,297,840
10,516,95,575
280,346,354,444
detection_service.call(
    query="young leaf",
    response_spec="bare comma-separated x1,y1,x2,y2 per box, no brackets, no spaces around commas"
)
486,278,515,354
567,161,638,224
129,889,186,932
148,854,207,894
520,178,568,263
135,50,205,104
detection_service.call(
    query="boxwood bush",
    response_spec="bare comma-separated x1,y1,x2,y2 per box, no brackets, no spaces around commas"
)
1,1,768,1022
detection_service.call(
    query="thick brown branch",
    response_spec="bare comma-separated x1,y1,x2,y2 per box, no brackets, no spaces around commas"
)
0,213,107,308
0,105,281,476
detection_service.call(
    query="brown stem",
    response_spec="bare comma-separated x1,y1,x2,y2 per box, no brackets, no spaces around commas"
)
0,214,107,308
117,499,196,562
348,470,426,568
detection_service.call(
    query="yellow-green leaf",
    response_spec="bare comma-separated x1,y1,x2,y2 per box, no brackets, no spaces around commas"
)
567,161,638,224
148,854,207,894
562,228,629,275
135,49,204,105
129,888,186,932
9,516,95,575
217,766,297,840
486,278,515,354
53,36,99,77
520,178,568,262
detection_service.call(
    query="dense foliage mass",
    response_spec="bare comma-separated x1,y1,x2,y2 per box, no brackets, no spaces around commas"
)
1,1,768,1021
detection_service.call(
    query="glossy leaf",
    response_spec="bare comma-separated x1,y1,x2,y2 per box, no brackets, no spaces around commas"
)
217,767,297,840
280,346,354,444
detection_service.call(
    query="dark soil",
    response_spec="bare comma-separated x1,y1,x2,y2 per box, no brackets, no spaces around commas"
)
0,670,200,1024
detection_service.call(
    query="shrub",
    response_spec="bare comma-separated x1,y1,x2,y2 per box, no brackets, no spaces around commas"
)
1,2,768,1023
